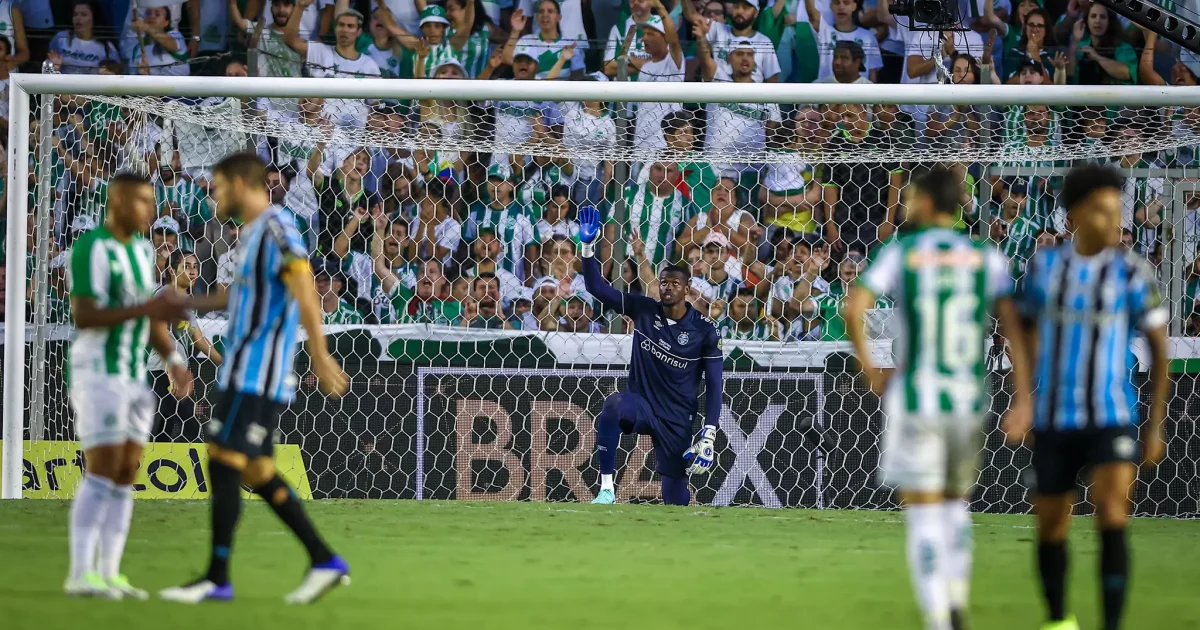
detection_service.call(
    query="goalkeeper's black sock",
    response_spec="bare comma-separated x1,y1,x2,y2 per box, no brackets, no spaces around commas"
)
595,396,621,475
1037,539,1068,622
255,475,334,566
206,460,243,586
1099,528,1129,630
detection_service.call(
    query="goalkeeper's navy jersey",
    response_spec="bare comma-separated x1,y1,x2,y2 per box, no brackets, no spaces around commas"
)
582,257,723,425
1016,245,1167,432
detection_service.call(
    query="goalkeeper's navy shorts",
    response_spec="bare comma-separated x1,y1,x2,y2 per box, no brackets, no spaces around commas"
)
616,391,692,478
206,390,281,459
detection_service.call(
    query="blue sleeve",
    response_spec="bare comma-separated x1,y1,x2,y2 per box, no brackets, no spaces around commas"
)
702,328,723,428
703,357,723,429
581,255,657,316
265,213,310,270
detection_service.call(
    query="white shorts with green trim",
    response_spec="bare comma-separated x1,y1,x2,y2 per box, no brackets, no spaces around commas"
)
70,372,155,450
878,394,984,496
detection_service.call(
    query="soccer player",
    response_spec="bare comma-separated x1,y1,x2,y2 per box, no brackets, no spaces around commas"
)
65,172,194,598
844,166,1033,630
1008,164,1169,630
577,206,724,506
159,152,351,605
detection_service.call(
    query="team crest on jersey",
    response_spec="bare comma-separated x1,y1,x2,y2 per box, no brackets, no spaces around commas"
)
677,332,689,345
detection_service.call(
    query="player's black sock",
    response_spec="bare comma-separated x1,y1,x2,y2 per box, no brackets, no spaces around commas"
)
660,476,690,506
206,460,243,586
595,396,621,474
1099,528,1129,630
255,475,335,566
1037,540,1068,622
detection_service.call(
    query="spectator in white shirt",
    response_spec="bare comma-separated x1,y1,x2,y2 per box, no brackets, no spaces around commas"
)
503,1,585,79
684,0,780,82
130,6,189,76
285,0,382,130
807,0,882,82
814,40,872,83
519,0,587,47
622,10,685,150
48,1,119,75
257,0,333,40
697,35,782,176
602,0,657,74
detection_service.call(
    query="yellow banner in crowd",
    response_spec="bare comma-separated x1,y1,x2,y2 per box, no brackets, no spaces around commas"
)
0,441,312,500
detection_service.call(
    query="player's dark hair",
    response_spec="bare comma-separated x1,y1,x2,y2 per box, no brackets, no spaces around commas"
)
1062,164,1124,212
660,263,690,280
911,166,960,216
110,171,150,188
213,151,269,191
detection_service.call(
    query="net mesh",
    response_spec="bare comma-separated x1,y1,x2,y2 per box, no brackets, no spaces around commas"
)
7,84,1200,516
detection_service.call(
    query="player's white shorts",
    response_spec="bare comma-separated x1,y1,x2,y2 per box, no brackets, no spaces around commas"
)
69,372,155,450
878,395,984,495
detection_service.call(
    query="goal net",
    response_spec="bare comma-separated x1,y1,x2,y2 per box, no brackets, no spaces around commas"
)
4,75,1200,516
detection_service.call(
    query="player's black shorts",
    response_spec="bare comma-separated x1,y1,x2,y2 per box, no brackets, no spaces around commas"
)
1029,425,1140,495
206,390,281,459
615,391,692,478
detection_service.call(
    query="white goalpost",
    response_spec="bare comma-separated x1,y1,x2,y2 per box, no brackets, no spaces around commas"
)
4,73,1200,514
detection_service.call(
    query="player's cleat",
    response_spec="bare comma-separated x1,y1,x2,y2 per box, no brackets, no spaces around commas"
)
159,579,234,604
107,575,149,601
1039,616,1079,630
64,572,119,599
949,608,969,630
591,488,615,504
283,555,351,605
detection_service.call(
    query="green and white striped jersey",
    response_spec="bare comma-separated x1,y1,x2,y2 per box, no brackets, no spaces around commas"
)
450,24,491,78
68,227,157,382
624,183,685,268
324,300,365,325
858,227,1013,416
154,178,211,250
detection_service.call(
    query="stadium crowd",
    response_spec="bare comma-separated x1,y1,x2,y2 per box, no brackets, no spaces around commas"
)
0,0,1198,340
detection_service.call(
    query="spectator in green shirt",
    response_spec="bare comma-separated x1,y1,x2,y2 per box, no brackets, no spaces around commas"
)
1069,4,1135,85
315,258,365,325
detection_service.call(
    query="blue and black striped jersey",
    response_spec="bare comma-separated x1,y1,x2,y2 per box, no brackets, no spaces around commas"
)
218,205,309,404
1017,245,1167,431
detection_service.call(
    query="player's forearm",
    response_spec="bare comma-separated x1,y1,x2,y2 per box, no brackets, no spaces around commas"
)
703,357,723,428
188,287,229,312
283,262,334,359
996,298,1032,402
843,289,874,371
149,320,181,363
1146,325,1169,432
72,300,156,329
581,252,625,311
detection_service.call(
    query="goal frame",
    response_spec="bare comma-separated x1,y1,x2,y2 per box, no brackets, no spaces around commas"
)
5,73,1200,499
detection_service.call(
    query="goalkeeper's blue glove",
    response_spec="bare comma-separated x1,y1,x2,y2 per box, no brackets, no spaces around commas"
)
683,425,717,475
578,205,600,257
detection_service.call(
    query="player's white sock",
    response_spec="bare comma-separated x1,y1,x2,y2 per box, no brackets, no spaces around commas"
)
941,499,973,611
98,484,135,579
905,504,951,630
600,474,614,492
69,473,113,580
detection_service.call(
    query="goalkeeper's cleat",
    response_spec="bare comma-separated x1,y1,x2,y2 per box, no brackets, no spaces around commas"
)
591,488,616,504
283,555,351,605
159,579,234,604
106,575,149,601
64,572,120,599
949,608,969,630
1039,616,1079,630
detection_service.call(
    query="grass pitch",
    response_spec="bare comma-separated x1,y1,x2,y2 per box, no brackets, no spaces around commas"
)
1,501,1197,630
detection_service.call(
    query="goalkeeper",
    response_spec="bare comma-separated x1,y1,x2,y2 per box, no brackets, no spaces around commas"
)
579,206,724,506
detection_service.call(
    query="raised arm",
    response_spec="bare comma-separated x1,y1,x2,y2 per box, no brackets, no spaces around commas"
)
284,0,314,56
229,0,252,32
545,43,576,79
449,0,475,50
502,10,528,65
653,0,684,66
693,18,716,81
805,0,822,31
580,205,641,314
983,0,1008,37
1138,29,1165,86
